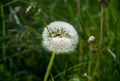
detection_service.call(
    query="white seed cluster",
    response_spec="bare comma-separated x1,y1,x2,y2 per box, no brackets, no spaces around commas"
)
42,21,78,53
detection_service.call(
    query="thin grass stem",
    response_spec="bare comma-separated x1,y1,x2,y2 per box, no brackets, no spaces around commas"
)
100,0,104,52
49,62,88,81
91,0,104,79
88,51,92,81
1,2,6,62
92,54,100,78
77,0,83,62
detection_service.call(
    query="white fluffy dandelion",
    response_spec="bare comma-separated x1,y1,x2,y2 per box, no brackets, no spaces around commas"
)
42,21,78,53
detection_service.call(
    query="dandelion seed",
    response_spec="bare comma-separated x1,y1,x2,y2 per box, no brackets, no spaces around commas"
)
84,73,92,79
42,21,78,53
88,36,95,43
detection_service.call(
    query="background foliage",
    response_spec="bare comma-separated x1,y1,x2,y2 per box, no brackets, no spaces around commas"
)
0,0,120,81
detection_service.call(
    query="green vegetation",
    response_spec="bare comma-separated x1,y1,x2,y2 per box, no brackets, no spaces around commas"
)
0,0,120,81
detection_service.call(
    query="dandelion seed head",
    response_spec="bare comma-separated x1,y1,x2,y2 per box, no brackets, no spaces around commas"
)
42,21,78,53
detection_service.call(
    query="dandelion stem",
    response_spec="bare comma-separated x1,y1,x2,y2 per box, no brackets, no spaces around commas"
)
44,52,56,81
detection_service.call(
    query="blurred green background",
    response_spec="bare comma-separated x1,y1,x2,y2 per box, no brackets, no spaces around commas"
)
0,0,120,81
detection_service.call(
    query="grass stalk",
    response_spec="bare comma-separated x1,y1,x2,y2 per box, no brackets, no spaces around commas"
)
44,52,56,81
77,0,80,16
49,62,88,81
91,0,104,79
92,54,100,79
77,0,84,76
99,0,104,52
88,52,92,81
1,2,6,62
77,0,83,62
